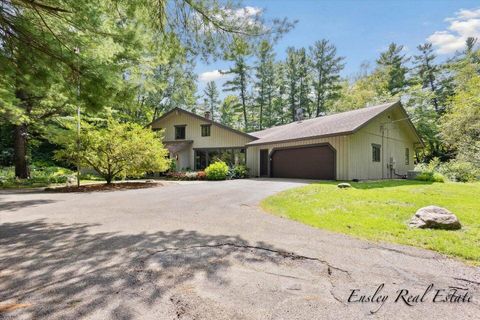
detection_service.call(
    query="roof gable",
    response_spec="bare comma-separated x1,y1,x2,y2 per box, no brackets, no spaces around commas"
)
149,107,256,140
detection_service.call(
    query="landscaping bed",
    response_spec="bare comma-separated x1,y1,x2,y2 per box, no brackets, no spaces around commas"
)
261,180,480,264
45,181,162,192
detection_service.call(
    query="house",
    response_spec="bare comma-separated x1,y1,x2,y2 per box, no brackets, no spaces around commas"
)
149,101,423,180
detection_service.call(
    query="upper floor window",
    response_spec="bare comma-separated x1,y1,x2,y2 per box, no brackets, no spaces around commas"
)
405,148,410,165
201,124,211,137
372,144,381,162
175,125,186,140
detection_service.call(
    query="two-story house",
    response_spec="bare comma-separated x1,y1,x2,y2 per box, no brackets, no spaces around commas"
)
149,101,423,180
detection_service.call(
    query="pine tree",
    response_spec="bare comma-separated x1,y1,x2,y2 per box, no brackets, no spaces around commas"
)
286,47,299,121
376,43,409,95
203,81,220,120
309,39,345,117
297,48,312,118
254,40,276,129
222,37,252,131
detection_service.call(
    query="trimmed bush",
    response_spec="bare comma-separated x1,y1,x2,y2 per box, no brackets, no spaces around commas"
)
205,161,229,180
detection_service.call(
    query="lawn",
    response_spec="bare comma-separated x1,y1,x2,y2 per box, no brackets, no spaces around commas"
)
261,180,480,264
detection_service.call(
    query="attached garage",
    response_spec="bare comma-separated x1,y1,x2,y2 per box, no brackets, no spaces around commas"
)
270,144,336,180
246,101,424,180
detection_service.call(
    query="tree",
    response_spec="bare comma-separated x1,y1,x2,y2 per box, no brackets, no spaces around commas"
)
203,81,220,120
272,62,289,125
0,0,293,178
254,40,276,129
220,95,241,129
285,47,299,121
55,119,169,184
309,39,345,116
222,37,252,130
297,48,312,118
376,43,409,95
440,46,480,166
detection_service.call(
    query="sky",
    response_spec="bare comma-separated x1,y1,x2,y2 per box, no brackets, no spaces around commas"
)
195,0,480,97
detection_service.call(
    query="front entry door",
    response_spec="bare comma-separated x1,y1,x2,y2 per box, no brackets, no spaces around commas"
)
260,149,269,177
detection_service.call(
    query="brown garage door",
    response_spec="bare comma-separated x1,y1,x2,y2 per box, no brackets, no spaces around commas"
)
271,144,335,180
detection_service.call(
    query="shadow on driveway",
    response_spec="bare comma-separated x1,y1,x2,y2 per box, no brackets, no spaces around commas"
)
0,220,294,319
0,199,58,212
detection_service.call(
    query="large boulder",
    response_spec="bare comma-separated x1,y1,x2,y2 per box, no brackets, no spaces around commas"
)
409,206,461,230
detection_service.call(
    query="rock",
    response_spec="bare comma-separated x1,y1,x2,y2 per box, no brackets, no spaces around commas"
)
409,206,461,230
337,183,351,189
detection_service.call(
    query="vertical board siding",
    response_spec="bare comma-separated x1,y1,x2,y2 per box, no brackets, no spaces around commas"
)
152,111,255,169
246,135,350,180
348,107,417,180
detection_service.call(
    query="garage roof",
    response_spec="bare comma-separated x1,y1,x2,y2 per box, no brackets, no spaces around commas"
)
247,101,408,146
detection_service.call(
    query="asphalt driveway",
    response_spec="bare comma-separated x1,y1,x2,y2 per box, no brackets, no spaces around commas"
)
0,179,479,319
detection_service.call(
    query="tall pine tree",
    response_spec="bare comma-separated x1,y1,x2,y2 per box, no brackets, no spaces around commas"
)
376,43,409,95
309,39,345,116
222,37,252,130
203,81,220,120
254,40,276,129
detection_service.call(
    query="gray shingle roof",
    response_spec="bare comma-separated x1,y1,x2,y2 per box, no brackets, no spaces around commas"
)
247,101,399,146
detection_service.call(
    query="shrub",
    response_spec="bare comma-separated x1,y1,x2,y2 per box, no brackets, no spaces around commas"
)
415,171,445,183
438,160,479,182
0,166,74,188
414,158,445,182
230,165,249,179
205,161,229,180
197,171,206,180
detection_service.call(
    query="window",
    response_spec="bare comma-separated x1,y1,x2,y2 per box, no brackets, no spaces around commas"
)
175,125,186,140
372,144,381,162
405,148,410,165
201,124,211,137
194,148,246,170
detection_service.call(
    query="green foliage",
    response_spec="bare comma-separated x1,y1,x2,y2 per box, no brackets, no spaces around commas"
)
205,161,229,180
0,166,73,188
309,39,345,116
254,40,276,129
438,160,479,182
222,37,252,130
440,70,480,167
376,43,409,95
414,158,445,182
54,119,169,184
230,165,249,179
203,81,220,121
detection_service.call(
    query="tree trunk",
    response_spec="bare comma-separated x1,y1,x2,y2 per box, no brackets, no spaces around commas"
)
13,124,29,179
13,88,31,179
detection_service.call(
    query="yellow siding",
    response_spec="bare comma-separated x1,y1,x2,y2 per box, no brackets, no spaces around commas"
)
348,106,417,180
246,135,350,180
247,105,419,180
152,110,254,169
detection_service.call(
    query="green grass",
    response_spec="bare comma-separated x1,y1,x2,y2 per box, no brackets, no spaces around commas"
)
261,180,480,264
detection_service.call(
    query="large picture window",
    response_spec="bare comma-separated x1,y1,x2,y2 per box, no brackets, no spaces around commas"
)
194,148,246,170
175,125,186,140
372,144,381,162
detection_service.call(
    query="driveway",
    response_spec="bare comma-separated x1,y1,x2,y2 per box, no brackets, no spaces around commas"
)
0,179,478,319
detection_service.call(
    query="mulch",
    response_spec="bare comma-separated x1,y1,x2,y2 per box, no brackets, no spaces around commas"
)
44,182,162,193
